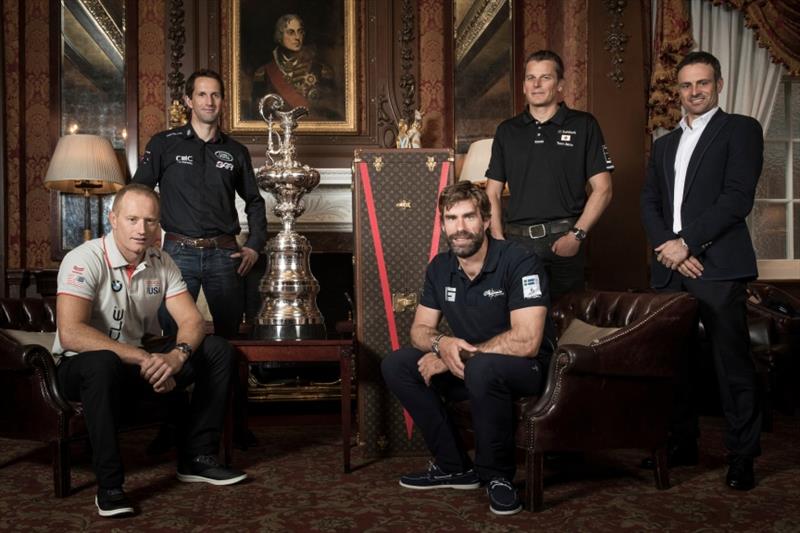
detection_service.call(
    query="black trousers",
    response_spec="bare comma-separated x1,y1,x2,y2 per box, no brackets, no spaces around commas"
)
382,348,548,481
507,233,585,301
662,276,761,457
56,335,234,489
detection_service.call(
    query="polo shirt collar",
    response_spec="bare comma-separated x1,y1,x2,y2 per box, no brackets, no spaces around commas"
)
521,102,569,126
448,235,501,277
103,235,153,271
185,123,224,144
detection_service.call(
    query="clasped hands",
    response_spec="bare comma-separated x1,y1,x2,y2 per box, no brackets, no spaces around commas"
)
655,238,704,279
417,336,477,385
139,349,185,393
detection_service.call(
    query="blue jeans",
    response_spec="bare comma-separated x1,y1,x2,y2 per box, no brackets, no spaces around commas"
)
160,240,243,338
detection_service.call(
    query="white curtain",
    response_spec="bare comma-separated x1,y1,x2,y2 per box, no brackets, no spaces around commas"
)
690,0,785,133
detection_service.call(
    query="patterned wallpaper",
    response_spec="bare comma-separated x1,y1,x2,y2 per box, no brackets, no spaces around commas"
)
3,0,22,269
138,0,167,154
418,0,448,148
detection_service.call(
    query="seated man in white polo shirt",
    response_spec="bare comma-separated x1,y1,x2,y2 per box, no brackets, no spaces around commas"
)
53,183,246,518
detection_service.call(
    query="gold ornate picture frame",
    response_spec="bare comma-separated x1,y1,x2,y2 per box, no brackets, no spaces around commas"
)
226,0,357,135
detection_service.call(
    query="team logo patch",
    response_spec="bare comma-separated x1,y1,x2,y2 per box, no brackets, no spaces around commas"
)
445,287,456,302
216,161,234,171
522,275,541,299
560,134,571,142
145,279,162,295
111,280,123,292
175,155,193,165
66,266,87,288
483,289,505,299
215,150,234,162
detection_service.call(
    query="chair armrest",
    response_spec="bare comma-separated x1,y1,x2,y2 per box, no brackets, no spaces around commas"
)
19,344,75,414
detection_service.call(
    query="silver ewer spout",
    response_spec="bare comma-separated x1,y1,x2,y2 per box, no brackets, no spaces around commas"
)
253,94,326,341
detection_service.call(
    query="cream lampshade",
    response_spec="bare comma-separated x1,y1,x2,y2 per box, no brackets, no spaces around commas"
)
459,138,493,183
43,134,126,241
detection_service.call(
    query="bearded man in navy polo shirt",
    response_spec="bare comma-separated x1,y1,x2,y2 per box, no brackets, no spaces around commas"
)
382,181,556,516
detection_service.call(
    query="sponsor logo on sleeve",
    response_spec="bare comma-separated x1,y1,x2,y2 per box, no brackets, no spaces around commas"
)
522,275,542,299
66,265,87,288
602,144,615,169
445,287,456,302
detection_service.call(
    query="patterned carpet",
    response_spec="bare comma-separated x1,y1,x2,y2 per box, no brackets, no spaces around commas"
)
0,415,798,532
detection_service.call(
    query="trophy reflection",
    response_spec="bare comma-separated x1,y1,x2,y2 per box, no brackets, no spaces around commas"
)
253,94,326,340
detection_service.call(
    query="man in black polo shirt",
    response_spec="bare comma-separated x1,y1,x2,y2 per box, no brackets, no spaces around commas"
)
382,181,555,516
485,50,614,300
133,69,267,338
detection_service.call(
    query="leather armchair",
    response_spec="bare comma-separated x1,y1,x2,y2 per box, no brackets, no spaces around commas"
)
746,283,800,416
451,290,698,512
0,297,231,497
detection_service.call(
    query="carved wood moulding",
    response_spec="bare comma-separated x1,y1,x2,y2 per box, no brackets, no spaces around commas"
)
603,0,628,88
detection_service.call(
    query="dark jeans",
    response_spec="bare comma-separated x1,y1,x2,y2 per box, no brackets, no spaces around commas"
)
55,335,234,489
160,240,243,339
382,348,548,481
661,276,761,457
507,233,585,301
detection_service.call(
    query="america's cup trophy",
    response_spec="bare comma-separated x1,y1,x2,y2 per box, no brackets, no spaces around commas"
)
253,94,326,340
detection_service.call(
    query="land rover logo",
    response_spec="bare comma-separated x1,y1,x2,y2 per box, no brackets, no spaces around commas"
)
215,150,233,162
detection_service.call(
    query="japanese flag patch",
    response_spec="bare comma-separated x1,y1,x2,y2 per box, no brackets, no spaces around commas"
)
522,275,541,299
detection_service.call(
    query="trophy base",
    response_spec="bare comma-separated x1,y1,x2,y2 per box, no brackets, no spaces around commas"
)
252,323,327,341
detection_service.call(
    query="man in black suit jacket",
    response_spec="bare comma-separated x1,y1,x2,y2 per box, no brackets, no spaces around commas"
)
641,51,763,491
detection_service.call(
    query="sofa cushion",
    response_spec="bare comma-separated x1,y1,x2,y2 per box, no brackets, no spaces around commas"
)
558,318,620,347
1,329,56,349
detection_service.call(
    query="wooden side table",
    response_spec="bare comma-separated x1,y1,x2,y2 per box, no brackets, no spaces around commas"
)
231,339,355,472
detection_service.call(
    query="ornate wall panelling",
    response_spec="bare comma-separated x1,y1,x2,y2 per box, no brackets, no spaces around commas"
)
1,9,7,296
47,0,140,262
585,0,648,291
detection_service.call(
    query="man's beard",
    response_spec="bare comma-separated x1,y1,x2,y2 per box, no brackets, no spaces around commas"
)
447,229,485,258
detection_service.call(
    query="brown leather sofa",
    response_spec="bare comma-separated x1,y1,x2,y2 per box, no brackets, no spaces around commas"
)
0,297,231,497
451,290,699,512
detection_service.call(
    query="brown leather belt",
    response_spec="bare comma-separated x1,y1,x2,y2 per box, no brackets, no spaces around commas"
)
164,232,238,249
505,218,577,239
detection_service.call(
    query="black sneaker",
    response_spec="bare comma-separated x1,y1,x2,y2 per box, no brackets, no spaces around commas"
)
177,455,247,486
487,478,522,515
95,487,134,517
399,461,480,490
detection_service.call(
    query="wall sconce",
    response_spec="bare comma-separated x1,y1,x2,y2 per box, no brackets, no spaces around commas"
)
459,138,493,183
43,134,126,241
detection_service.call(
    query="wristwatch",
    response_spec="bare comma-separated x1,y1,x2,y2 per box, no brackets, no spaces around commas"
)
431,333,446,355
570,227,587,241
173,342,193,359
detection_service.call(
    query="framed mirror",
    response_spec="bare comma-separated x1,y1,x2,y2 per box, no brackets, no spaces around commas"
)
49,0,138,259
453,0,522,154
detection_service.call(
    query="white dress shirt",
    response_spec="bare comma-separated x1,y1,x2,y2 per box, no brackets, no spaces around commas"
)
672,106,720,233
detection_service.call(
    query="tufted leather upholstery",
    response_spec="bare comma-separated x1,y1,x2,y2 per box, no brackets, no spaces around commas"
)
450,290,698,512
0,297,231,497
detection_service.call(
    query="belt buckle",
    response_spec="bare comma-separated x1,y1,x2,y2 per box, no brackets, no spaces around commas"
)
528,224,546,239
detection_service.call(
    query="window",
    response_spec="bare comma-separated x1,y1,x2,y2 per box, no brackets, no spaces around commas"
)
750,77,800,279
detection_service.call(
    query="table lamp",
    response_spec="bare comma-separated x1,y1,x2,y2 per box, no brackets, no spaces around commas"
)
43,134,126,241
459,138,493,183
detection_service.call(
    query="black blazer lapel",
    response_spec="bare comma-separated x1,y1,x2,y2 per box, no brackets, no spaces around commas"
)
663,129,681,207
682,110,729,202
